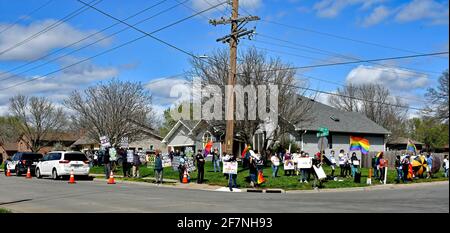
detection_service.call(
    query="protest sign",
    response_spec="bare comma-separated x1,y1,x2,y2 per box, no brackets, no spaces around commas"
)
109,148,117,161
127,150,134,163
100,136,111,148
120,137,129,148
297,157,312,169
186,158,196,172
284,160,295,170
313,165,327,180
171,157,181,171
223,162,238,174
162,154,172,168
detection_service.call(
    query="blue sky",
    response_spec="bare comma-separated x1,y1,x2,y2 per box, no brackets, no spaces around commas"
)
0,0,448,118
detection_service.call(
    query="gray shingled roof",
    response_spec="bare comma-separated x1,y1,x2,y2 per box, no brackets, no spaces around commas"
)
296,98,390,135
180,120,200,131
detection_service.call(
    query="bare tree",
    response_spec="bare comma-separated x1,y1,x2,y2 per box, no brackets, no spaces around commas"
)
9,95,66,152
425,70,449,123
0,116,20,144
65,79,155,147
188,48,313,151
328,83,409,139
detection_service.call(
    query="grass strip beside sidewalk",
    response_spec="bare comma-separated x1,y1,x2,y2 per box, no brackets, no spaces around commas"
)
90,161,448,190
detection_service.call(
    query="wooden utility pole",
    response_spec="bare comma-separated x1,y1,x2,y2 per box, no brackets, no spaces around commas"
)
210,0,259,155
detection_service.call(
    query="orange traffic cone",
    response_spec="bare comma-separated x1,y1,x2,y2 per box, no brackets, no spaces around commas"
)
107,171,116,184
68,169,76,184
182,171,188,184
26,167,32,179
6,168,11,177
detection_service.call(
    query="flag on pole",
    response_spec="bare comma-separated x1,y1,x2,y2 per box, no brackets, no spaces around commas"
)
407,139,417,155
349,136,370,155
204,141,213,156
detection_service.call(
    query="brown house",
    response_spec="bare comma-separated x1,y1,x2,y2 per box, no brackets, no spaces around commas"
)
0,142,19,161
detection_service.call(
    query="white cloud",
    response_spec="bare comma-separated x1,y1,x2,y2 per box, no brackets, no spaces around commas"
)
145,77,191,107
0,60,119,116
346,65,429,91
191,0,261,13
0,19,110,61
395,0,449,24
313,0,386,18
362,5,391,27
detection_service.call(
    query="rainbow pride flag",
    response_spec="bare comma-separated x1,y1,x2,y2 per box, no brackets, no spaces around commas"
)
204,141,213,155
407,139,417,154
241,145,251,158
349,136,370,155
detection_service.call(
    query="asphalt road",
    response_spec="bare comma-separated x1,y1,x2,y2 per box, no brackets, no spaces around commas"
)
0,176,448,213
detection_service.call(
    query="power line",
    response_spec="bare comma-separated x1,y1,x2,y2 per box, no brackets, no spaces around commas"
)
77,0,227,59
260,19,444,58
0,0,102,57
265,79,426,111
235,51,449,75
0,0,226,91
0,0,178,82
0,0,54,36
255,34,443,76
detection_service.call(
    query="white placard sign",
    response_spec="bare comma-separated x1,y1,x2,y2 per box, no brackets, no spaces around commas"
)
297,157,313,169
100,136,111,148
120,137,129,148
127,150,134,163
313,165,327,180
162,154,172,168
352,160,360,166
284,160,295,170
223,162,238,174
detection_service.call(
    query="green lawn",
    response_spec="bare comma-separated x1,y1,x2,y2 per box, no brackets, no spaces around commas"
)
0,208,12,213
90,162,448,190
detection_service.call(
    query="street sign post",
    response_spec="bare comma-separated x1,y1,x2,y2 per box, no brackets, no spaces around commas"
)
316,127,329,138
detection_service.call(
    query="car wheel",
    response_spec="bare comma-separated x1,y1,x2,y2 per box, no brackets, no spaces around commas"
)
52,169,59,180
15,166,21,176
36,168,42,179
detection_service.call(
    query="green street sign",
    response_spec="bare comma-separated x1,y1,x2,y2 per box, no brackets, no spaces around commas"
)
317,127,329,137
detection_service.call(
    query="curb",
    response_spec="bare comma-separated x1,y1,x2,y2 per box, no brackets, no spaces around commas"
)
285,181,449,194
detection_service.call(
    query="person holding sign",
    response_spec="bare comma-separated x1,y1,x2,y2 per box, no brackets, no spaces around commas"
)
154,150,163,184
298,153,312,183
195,150,206,184
350,152,359,178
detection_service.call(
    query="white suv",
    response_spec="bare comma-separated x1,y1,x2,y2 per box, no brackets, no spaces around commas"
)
36,151,90,180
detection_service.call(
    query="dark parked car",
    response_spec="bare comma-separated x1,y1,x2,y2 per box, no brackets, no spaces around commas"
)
4,152,43,176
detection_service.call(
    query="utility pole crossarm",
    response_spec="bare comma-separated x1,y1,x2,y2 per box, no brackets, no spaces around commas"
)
209,16,260,26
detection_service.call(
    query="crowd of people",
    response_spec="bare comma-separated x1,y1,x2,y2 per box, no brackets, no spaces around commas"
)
78,146,449,189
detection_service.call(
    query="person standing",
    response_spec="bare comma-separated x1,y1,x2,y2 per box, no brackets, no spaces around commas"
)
178,154,186,182
249,156,258,187
350,152,359,178
426,153,433,179
395,155,403,183
443,155,449,178
154,150,163,184
132,150,141,178
299,153,311,183
378,153,386,183
402,155,410,182
195,150,205,184
338,149,346,177
270,152,280,178
103,148,111,179
329,150,337,177
225,154,238,191
284,151,293,176
212,148,221,173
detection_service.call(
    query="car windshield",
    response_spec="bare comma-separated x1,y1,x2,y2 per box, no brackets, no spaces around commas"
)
21,153,43,161
64,153,87,161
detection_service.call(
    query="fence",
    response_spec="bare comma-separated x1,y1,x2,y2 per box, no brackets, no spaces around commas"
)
361,151,448,169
